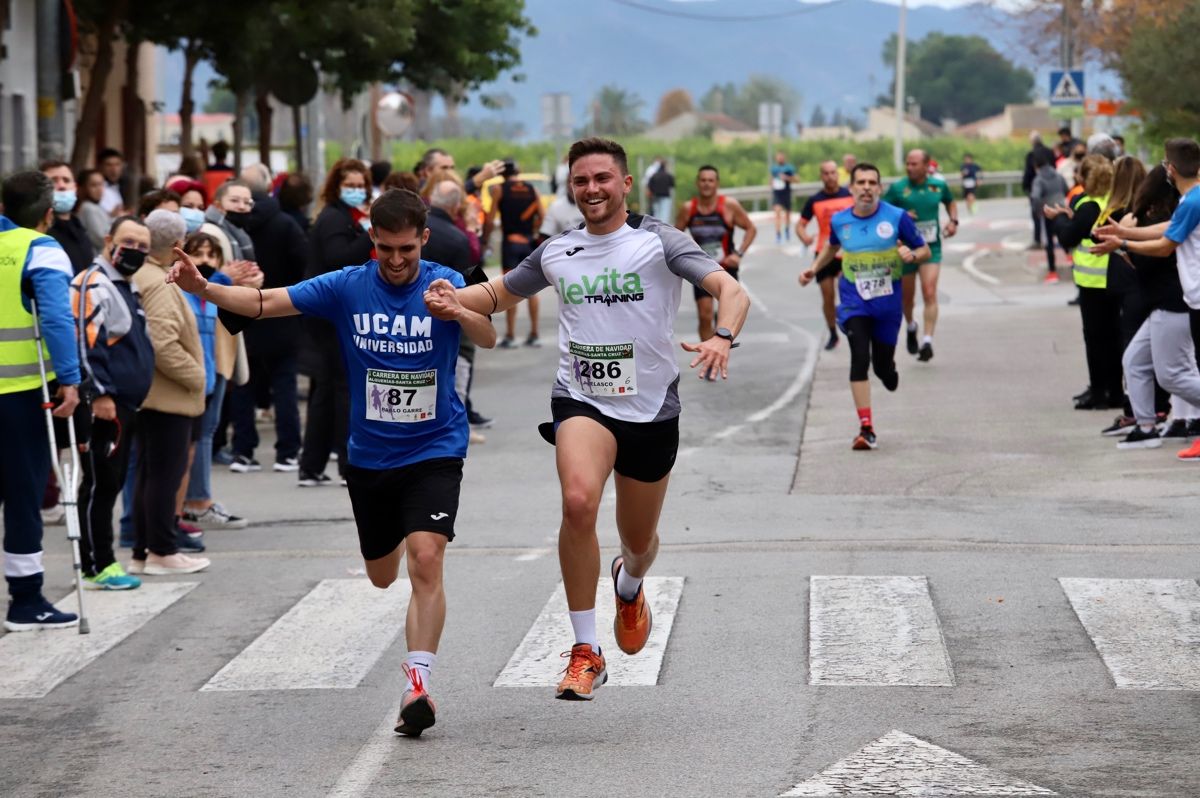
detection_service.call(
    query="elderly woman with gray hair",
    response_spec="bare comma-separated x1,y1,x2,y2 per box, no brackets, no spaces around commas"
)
128,210,210,576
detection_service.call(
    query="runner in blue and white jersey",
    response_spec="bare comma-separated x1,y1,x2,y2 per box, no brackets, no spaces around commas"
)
800,163,929,451
167,188,496,738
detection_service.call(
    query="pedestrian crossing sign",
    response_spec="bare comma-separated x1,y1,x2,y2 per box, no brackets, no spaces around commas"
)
1049,70,1085,106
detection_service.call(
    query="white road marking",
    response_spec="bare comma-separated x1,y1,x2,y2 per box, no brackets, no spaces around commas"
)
325,695,405,798
493,577,683,686
809,576,955,686
1060,577,1200,690
201,578,410,691
781,729,1057,796
709,280,820,442
0,582,197,699
962,250,1001,285
944,242,974,254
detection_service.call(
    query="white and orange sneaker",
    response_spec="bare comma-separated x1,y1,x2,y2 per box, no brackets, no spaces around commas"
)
1178,438,1200,462
555,643,607,701
611,556,651,655
395,663,437,737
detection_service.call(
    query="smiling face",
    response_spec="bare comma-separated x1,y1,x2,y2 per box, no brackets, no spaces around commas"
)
370,225,430,286
569,153,632,234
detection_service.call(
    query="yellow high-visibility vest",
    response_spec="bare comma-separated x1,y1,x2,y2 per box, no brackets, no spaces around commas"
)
0,226,54,394
1072,193,1112,289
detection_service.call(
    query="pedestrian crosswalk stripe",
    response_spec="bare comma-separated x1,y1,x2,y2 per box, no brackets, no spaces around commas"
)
1059,577,1200,690
781,729,1057,796
493,577,683,687
0,582,197,699
201,579,410,692
809,576,955,687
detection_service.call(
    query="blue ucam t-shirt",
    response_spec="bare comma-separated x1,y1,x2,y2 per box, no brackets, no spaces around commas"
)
287,260,467,470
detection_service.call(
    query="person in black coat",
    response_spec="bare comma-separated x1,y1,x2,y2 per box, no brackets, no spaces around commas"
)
423,179,492,436
1023,132,1056,250
298,159,374,485
227,191,309,471
41,161,97,273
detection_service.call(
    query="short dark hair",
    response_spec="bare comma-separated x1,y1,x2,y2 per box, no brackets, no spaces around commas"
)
1113,134,1125,144
97,147,123,163
420,148,449,173
137,189,182,218
1058,126,1072,137
369,160,393,186
278,172,314,212
568,137,629,176
2,171,54,229
850,162,881,182
183,231,226,264
370,188,427,233
38,159,71,174
1165,138,1200,179
108,214,145,238
211,141,229,161
697,164,719,179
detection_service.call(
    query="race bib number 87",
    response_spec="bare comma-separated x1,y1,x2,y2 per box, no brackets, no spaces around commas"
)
366,369,437,423
569,341,637,396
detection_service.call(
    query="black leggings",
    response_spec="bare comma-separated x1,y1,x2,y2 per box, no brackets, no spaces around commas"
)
844,316,897,383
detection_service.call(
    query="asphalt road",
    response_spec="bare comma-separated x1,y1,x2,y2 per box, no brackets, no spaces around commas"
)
2,198,1198,798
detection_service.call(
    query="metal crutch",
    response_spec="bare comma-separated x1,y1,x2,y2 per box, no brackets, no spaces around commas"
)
30,298,89,634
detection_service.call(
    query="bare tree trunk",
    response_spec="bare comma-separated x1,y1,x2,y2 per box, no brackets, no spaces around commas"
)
293,104,304,173
410,87,432,141
122,40,144,201
255,86,273,168
70,0,128,172
232,88,249,172
179,40,200,161
443,83,464,138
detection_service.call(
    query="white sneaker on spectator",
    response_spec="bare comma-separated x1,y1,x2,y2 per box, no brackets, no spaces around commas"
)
41,505,65,525
184,503,248,529
144,553,211,575
128,559,145,575
274,457,300,472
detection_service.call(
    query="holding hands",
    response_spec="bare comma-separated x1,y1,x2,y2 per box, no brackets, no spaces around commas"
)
423,278,464,321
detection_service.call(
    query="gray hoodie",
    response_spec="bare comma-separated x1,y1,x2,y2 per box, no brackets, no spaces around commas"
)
1030,165,1068,214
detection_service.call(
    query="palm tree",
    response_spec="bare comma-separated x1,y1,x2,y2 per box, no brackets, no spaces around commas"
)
592,86,647,137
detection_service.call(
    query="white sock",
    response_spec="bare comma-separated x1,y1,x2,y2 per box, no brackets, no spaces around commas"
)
569,609,598,649
922,334,932,345
405,650,436,692
616,562,643,602
907,321,918,332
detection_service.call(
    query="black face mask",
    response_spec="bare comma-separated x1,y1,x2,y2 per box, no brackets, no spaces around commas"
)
197,263,216,279
225,210,251,228
111,247,146,276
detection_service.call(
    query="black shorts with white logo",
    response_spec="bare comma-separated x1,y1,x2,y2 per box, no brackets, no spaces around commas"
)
550,397,679,483
344,457,463,561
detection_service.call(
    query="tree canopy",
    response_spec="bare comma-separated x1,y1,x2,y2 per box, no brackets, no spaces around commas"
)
879,33,1033,124
700,75,801,130
591,86,647,137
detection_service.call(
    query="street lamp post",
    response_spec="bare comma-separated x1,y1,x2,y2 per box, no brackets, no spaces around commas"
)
893,0,908,172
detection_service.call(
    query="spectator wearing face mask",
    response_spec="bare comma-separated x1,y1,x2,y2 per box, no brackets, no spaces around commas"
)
69,216,156,589
203,180,256,262
41,160,96,273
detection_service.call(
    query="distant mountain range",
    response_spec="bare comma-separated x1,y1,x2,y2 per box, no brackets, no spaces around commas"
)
156,0,1119,141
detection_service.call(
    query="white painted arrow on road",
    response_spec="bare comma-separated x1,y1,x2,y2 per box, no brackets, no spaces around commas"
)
781,729,1057,796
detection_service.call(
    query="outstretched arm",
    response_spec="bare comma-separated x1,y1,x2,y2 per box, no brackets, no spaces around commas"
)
680,270,750,380
166,246,299,318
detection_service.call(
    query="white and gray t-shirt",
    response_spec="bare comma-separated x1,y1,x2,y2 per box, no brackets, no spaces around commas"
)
503,212,720,422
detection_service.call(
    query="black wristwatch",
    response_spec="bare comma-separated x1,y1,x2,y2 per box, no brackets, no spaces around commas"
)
713,327,740,347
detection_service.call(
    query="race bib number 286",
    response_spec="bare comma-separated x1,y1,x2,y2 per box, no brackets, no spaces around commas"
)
569,341,637,396
365,369,437,423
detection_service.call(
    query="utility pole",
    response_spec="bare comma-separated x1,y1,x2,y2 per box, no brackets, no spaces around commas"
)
36,0,66,161
893,0,908,172
1062,0,1081,139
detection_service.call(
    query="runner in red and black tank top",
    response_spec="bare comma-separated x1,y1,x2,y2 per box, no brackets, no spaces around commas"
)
487,168,545,347
674,164,756,352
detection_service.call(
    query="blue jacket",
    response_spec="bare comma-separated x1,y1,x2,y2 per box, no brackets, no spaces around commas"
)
70,258,155,411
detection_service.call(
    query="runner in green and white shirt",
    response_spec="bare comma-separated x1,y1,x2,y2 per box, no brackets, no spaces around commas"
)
426,137,750,702
883,149,959,362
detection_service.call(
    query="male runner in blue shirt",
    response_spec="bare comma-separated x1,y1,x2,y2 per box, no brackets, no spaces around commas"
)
167,189,495,738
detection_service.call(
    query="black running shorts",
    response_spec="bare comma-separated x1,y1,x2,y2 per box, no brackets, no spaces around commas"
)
502,240,534,272
815,256,842,283
344,457,463,560
550,397,679,483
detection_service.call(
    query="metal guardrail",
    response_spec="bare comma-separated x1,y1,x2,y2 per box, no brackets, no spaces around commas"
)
718,170,1025,212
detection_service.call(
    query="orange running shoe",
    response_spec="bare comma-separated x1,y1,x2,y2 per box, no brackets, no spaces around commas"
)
1178,438,1200,462
395,663,437,736
611,556,652,655
555,643,607,700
